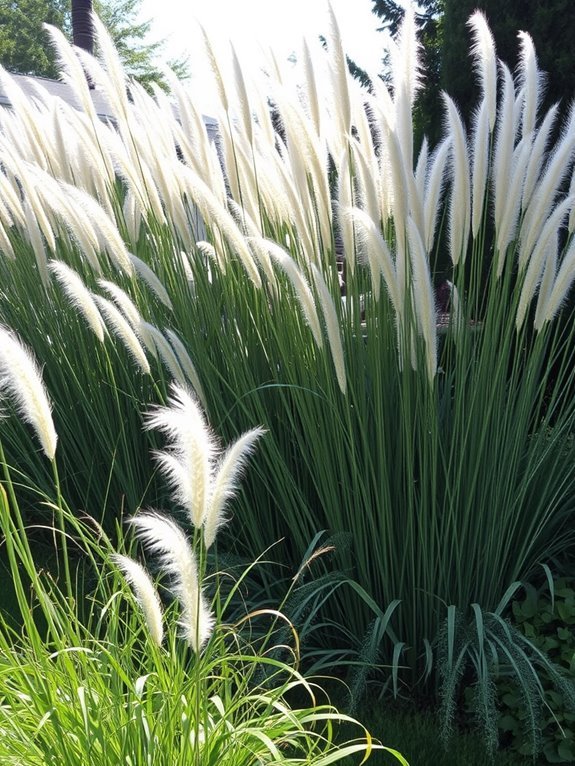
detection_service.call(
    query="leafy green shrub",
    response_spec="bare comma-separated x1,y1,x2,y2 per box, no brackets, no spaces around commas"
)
496,580,575,762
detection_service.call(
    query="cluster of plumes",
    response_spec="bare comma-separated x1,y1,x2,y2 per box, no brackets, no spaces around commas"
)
1,7,575,392
113,382,264,651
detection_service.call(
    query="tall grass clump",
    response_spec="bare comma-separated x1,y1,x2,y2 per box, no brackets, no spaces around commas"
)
0,334,398,764
1,2,575,743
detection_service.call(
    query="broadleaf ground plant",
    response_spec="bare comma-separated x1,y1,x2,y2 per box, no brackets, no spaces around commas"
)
0,2,574,750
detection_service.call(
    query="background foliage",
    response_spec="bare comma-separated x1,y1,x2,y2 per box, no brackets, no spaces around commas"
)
0,0,187,86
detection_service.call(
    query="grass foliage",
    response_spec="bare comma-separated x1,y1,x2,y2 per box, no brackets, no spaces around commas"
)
0,5,574,755
0,355,395,765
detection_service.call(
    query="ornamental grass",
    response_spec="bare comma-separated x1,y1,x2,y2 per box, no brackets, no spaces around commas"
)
0,6,574,752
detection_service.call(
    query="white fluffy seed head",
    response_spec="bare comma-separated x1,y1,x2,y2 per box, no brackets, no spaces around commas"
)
129,254,173,310
49,261,105,342
129,511,214,653
145,382,217,528
0,327,57,460
112,553,164,646
468,11,497,131
203,427,265,549
443,94,471,266
310,263,347,395
94,295,150,375
265,241,324,348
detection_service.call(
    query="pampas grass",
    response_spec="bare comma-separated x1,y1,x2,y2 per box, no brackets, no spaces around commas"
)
146,383,215,528
204,426,265,548
49,261,106,342
129,511,214,652
94,295,151,374
2,11,575,746
0,327,57,460
112,553,164,646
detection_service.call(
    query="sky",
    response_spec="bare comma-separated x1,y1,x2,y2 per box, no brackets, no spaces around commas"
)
137,0,390,113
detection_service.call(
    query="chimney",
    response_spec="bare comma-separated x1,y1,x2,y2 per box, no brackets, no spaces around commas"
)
71,0,94,55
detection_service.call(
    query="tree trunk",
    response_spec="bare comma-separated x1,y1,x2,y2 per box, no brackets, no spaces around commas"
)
71,0,94,55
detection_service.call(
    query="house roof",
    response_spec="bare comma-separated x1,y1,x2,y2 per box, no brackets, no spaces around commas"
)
0,72,114,119
0,72,218,137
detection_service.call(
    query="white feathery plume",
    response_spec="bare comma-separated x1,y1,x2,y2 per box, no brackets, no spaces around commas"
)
302,39,321,136
98,280,141,328
0,69,49,169
534,233,557,331
311,264,347,395
443,95,471,265
424,138,451,252
142,322,185,383
467,11,497,131
50,195,102,275
569,170,575,234
277,95,331,255
97,281,156,356
123,193,141,246
517,31,542,140
344,206,401,313
415,138,429,204
231,44,253,146
0,158,25,229
54,183,133,274
23,200,49,288
382,119,409,291
352,141,381,226
94,295,150,375
521,103,558,211
195,241,221,272
0,327,57,460
493,63,517,238
203,427,265,549
274,159,317,266
227,199,276,287
145,383,217,529
112,553,164,646
0,190,13,231
265,241,323,348
176,165,262,287
166,72,215,183
49,261,105,342
0,221,15,260
520,105,575,268
128,254,173,310
406,217,437,381
91,14,130,124
495,136,532,274
391,5,420,174
164,329,208,411
133,320,157,360
336,150,357,275
539,236,575,325
129,512,214,653
516,195,574,330
471,99,490,239
326,2,351,147
43,24,98,123
200,25,229,112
